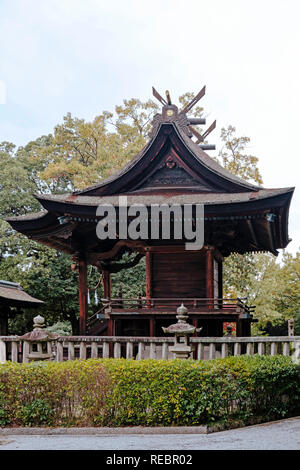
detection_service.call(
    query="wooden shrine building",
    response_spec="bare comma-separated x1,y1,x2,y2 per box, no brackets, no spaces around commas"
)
0,280,43,335
6,87,294,337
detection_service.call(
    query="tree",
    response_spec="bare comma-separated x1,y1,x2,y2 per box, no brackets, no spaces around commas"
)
216,126,298,331
274,251,300,334
217,126,263,302
0,142,40,217
0,140,102,334
21,98,159,193
217,125,263,185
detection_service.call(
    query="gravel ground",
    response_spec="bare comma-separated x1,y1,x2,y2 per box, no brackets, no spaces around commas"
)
0,417,299,450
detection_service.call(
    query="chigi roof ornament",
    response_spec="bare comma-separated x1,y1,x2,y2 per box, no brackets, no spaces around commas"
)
150,86,216,151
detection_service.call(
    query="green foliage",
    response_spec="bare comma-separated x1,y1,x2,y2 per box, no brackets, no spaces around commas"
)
0,237,81,334
217,125,299,331
46,322,73,336
0,356,298,427
111,255,146,298
103,356,300,426
275,251,300,321
223,252,258,298
18,399,55,427
223,250,300,332
0,360,109,427
26,99,158,192
0,142,40,217
217,125,263,185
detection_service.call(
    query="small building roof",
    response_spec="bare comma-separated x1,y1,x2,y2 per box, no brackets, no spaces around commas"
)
0,280,44,307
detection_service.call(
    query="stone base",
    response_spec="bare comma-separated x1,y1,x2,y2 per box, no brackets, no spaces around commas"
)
169,345,192,359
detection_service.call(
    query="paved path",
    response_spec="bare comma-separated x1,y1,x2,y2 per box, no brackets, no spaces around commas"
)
0,417,299,450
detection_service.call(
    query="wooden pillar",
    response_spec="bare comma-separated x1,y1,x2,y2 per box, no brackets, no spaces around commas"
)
102,270,111,298
108,318,114,336
236,319,242,337
145,251,152,304
149,317,155,337
217,261,223,309
103,269,112,354
242,320,251,337
0,305,10,336
206,247,214,304
0,312,8,336
218,261,223,300
236,319,251,337
78,258,88,335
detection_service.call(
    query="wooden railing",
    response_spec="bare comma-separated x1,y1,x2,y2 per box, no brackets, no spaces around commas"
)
1,335,299,363
102,296,251,310
87,297,254,334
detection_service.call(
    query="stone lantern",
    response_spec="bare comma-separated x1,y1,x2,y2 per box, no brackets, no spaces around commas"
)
19,315,59,363
162,304,202,359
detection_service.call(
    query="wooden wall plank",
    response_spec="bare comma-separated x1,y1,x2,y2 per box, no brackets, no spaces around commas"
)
151,251,206,298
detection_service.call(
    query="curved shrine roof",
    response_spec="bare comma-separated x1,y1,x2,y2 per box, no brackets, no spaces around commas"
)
5,89,295,257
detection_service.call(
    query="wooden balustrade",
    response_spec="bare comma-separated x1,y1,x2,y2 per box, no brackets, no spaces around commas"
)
0,335,300,363
104,297,250,311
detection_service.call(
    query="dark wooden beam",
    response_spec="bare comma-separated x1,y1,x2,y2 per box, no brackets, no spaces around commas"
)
87,240,147,263
145,245,203,253
246,219,258,246
149,317,155,337
145,251,152,301
102,270,111,298
78,258,88,335
181,86,206,114
206,247,214,301
265,218,277,255
218,261,223,300
100,253,144,274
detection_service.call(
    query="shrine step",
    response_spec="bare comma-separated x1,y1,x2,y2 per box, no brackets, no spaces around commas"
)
87,319,108,336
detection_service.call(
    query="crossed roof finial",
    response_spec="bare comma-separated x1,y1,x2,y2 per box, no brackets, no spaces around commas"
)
151,86,216,150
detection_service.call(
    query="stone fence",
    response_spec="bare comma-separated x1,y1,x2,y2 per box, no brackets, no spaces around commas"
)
1,335,300,363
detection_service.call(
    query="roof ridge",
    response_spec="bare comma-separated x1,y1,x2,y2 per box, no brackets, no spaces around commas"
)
174,123,260,191
72,122,263,196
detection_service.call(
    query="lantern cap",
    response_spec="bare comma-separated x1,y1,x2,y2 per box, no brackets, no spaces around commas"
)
162,303,202,335
19,315,60,342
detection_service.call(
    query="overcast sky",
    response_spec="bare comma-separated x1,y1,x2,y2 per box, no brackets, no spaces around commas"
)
0,0,299,255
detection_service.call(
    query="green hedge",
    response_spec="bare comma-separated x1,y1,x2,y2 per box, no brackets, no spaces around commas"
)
0,356,299,427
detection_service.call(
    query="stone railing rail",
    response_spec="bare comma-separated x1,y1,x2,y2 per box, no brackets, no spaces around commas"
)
0,335,300,363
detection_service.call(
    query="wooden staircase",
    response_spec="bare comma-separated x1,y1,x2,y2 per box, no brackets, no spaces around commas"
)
87,306,108,336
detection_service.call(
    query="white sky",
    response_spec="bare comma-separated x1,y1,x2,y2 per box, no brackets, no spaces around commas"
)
0,0,299,255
